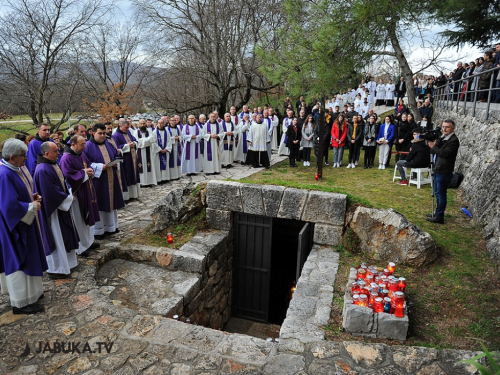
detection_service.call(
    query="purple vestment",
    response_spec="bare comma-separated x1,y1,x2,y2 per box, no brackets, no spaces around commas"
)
84,138,125,213
0,162,48,276
60,150,100,226
112,130,140,189
34,157,80,255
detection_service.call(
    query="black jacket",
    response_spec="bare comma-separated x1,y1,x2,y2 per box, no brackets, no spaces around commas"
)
395,120,412,142
419,105,433,120
430,133,460,174
346,122,363,144
405,139,430,168
286,124,302,148
479,59,494,88
452,67,466,82
395,81,406,95
346,110,359,124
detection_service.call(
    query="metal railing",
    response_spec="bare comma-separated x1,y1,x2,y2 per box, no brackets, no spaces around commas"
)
434,65,500,120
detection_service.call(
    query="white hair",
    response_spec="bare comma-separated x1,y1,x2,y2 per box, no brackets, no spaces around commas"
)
2,138,27,160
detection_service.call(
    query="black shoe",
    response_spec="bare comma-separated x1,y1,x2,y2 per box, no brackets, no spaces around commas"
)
13,303,45,315
79,250,90,257
324,161,330,166
426,216,444,224
47,273,70,280
94,234,105,240
90,242,100,250
292,163,297,167
426,214,434,218
289,163,294,167
265,166,270,169
38,294,44,301
363,165,368,169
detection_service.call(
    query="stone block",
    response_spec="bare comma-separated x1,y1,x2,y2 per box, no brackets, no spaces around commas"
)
150,297,183,317
261,184,285,217
277,188,308,220
313,224,343,246
206,208,232,230
392,346,438,373
240,183,265,215
343,341,386,368
342,303,375,334
376,312,408,341
302,190,347,225
263,354,306,374
280,317,325,343
169,249,206,274
286,295,317,319
278,338,305,354
206,180,243,212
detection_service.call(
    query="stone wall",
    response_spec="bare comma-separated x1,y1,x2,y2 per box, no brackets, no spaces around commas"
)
206,180,347,246
105,230,233,329
434,107,500,267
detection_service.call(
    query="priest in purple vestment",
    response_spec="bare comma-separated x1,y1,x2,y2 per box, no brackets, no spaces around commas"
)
34,142,80,278
60,135,100,257
112,118,141,200
0,138,47,314
26,123,51,175
84,123,125,236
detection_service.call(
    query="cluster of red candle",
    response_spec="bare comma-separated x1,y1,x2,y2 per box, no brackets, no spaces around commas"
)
351,262,406,318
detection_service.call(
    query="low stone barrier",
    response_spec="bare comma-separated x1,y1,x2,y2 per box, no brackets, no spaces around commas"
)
206,180,347,246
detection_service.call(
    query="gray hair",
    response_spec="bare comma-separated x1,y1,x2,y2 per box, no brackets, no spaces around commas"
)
199,114,206,119
40,141,52,155
2,138,27,161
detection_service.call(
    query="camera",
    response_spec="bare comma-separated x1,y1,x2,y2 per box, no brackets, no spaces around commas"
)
421,128,441,142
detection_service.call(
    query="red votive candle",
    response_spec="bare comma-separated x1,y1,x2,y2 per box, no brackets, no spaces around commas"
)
398,277,407,292
383,269,390,277
351,282,360,294
389,278,399,298
394,292,405,318
358,294,368,307
167,233,174,244
352,294,360,305
357,268,367,280
387,262,396,275
368,291,378,309
374,297,384,313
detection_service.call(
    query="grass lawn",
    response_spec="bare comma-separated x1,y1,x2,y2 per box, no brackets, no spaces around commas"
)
238,148,500,351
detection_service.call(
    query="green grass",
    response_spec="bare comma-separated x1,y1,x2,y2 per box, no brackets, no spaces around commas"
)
238,149,500,351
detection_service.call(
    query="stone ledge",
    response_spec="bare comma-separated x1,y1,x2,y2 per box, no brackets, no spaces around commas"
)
301,190,347,225
313,224,343,246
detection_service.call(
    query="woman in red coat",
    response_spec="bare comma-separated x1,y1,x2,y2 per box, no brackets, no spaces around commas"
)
331,114,348,168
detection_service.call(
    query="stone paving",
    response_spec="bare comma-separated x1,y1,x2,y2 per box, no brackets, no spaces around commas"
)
0,152,483,374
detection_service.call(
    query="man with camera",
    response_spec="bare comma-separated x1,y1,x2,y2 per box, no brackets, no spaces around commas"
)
426,120,460,224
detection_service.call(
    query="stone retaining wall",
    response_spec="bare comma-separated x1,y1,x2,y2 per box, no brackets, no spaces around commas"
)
206,180,347,246
434,107,500,268
103,230,233,329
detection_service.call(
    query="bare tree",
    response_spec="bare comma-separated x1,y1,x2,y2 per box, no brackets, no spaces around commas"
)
134,0,283,114
0,0,113,130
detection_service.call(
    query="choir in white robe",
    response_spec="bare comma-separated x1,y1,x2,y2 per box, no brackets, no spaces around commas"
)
234,120,251,163
385,83,395,105
167,126,182,179
219,121,237,166
367,81,376,104
201,121,223,173
131,127,159,186
181,124,202,174
278,117,293,155
376,83,386,104
354,97,362,113
360,104,370,118
154,127,172,182
270,114,279,150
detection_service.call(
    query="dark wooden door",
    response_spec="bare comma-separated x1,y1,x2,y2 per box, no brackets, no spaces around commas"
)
296,222,313,280
233,213,273,322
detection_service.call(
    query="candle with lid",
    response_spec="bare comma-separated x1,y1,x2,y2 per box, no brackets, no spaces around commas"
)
357,268,367,280
351,282,360,294
358,294,368,307
394,292,405,318
357,263,367,270
368,291,378,309
387,262,396,275
383,297,391,313
374,297,384,313
388,278,399,297
352,294,360,305
398,277,407,292
167,232,174,244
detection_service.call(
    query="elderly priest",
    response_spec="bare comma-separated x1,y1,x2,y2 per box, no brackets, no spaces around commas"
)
0,138,47,314
34,142,80,279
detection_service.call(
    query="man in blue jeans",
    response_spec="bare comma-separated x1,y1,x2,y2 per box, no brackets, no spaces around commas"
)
426,120,460,224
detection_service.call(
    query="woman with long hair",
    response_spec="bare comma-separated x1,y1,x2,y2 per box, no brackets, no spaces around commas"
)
300,115,314,166
376,116,395,169
346,115,363,168
394,113,411,162
331,114,347,168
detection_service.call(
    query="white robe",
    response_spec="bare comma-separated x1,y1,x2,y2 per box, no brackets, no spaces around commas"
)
72,194,95,255
46,192,78,274
219,121,237,166
201,121,224,173
0,271,43,308
360,104,370,118
376,84,386,100
154,127,172,182
368,81,376,103
270,115,279,150
354,98,362,113
131,128,158,186
248,122,270,151
181,124,202,174
167,126,182,179
234,120,251,163
263,118,273,160
385,84,395,101
278,117,293,155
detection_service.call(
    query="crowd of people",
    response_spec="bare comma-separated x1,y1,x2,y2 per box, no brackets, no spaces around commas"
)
0,65,464,314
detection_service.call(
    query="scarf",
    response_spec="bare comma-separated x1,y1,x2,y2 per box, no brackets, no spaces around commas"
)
167,126,182,168
184,124,199,160
156,128,168,171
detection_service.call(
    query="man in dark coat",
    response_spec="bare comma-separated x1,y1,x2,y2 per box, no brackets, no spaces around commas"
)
452,62,466,100
395,77,407,102
395,127,430,185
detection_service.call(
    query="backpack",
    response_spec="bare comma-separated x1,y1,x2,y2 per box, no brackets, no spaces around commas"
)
448,172,464,189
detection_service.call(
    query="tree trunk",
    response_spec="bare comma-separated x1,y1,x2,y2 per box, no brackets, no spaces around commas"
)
388,26,421,121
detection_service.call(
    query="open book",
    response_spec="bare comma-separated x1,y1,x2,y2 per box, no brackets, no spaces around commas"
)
106,158,123,167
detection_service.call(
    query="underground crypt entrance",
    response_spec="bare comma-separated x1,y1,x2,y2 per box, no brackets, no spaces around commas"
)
229,212,314,330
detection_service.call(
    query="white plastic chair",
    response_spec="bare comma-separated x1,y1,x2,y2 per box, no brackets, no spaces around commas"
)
408,168,432,189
